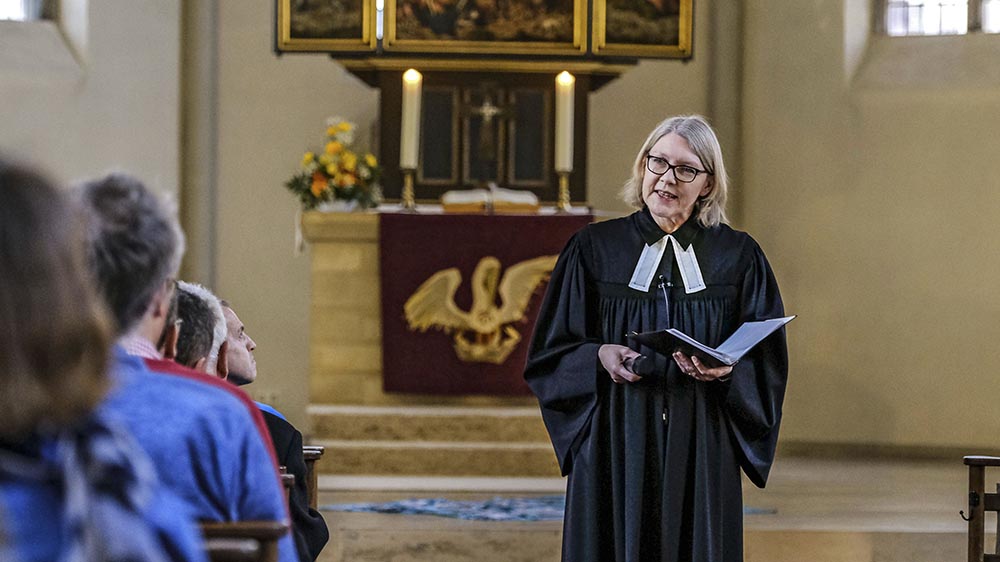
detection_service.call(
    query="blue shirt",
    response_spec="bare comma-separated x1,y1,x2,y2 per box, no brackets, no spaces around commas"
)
256,401,287,421
101,348,296,562
0,415,206,562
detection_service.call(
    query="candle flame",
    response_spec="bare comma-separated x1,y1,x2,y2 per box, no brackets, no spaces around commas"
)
556,71,575,86
403,69,423,84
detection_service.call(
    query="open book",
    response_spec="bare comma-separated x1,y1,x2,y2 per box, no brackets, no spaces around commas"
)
627,315,795,368
441,186,540,214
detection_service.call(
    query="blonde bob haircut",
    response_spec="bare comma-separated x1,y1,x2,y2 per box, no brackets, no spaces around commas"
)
620,115,730,228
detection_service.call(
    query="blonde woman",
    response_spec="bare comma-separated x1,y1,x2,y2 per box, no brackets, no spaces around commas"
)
525,115,788,562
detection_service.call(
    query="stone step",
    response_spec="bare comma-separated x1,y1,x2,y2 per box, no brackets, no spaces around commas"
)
308,404,551,443
312,439,562,478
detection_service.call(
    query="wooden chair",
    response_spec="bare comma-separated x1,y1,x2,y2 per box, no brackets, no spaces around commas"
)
279,467,295,505
302,445,325,510
203,538,261,562
963,456,1000,562
200,521,289,562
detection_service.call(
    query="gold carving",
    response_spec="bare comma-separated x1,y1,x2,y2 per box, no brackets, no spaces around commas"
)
404,255,557,364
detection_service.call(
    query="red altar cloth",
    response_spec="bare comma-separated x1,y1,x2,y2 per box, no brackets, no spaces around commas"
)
379,212,593,396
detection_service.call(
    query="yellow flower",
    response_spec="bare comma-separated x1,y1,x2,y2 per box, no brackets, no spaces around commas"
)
342,152,358,172
364,154,377,167
325,141,343,155
302,152,315,166
326,163,339,176
310,172,328,197
318,154,332,166
338,121,353,132
339,173,357,187
326,125,338,137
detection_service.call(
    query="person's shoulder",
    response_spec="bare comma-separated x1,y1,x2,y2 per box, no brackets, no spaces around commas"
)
256,402,287,421
585,210,637,238
704,223,760,250
261,410,300,453
145,358,258,407
702,224,777,274
133,359,255,417
261,409,297,434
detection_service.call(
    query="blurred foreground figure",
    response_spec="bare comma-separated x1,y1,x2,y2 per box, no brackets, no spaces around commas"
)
0,160,205,561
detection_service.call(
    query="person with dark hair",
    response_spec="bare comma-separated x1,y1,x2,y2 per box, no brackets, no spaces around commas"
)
525,115,788,562
174,281,228,377
156,287,181,360
221,301,330,561
0,160,205,561
75,173,297,562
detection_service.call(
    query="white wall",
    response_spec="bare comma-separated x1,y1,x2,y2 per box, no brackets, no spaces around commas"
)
742,0,1000,449
0,0,180,195
213,0,380,428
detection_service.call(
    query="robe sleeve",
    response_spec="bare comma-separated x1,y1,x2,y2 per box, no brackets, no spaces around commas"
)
722,237,789,488
524,231,602,476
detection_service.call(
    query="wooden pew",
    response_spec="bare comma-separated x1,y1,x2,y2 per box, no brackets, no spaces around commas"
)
279,467,295,505
201,521,290,562
203,538,260,562
302,446,324,510
963,456,1000,562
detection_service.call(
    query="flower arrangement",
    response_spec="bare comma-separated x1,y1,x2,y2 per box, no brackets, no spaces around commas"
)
285,117,381,210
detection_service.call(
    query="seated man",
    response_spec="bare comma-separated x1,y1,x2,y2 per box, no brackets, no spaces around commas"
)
75,173,296,562
173,281,228,378
0,160,204,562
222,300,330,562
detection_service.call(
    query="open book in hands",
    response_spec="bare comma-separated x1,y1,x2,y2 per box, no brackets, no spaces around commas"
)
627,316,795,368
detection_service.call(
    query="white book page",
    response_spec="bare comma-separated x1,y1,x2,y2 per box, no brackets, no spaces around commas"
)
715,316,795,360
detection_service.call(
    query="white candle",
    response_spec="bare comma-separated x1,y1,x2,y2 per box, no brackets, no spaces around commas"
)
554,71,575,173
400,68,423,170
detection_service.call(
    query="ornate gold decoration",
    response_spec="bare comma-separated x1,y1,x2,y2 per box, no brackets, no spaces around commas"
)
404,255,557,364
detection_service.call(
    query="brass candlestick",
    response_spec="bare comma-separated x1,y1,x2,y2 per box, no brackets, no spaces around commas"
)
401,168,416,212
557,171,571,212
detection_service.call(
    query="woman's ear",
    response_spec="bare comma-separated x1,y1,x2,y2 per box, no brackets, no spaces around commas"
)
699,177,713,198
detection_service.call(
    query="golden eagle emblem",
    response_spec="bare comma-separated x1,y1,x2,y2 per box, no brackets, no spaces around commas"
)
403,255,557,364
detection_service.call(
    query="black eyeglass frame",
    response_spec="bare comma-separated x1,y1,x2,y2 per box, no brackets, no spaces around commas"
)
645,154,712,184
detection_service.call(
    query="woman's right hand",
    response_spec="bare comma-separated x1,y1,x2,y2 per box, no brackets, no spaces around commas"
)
599,344,643,384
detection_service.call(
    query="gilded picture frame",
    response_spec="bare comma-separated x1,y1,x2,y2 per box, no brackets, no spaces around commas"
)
384,0,587,55
592,0,692,58
276,0,376,53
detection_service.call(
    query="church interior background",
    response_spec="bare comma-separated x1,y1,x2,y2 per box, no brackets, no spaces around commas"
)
4,0,1000,560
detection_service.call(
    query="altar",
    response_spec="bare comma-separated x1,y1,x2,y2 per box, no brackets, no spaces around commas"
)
301,208,591,481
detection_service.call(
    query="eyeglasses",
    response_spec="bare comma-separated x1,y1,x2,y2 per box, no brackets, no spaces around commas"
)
645,154,710,183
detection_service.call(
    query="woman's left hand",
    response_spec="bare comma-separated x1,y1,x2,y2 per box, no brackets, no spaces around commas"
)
672,352,733,382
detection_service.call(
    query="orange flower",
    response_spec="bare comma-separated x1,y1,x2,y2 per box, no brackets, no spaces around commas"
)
310,172,328,197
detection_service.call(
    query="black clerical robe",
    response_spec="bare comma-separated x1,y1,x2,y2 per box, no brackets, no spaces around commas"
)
525,208,788,562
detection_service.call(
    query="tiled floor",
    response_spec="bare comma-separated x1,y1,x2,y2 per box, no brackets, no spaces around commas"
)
314,456,986,562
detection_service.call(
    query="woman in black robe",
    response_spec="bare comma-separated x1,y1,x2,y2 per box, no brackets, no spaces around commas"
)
525,115,788,562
